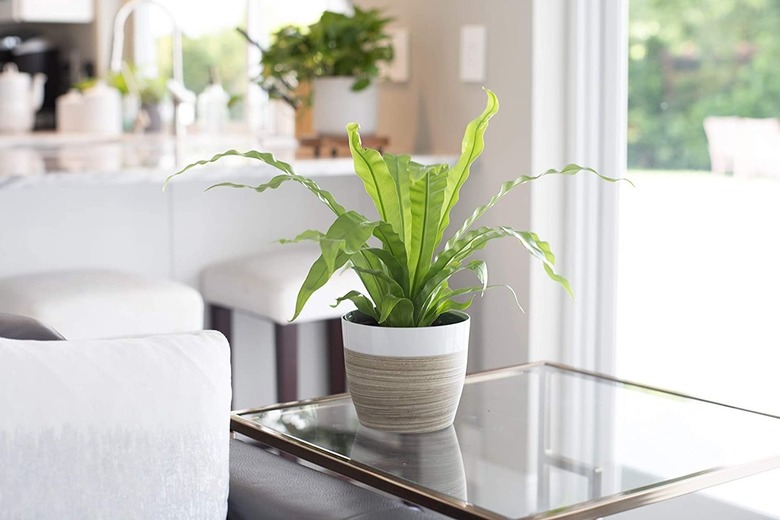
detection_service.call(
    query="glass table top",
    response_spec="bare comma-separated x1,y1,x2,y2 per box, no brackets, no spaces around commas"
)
231,362,780,519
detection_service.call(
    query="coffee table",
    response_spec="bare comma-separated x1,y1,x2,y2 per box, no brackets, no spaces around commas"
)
231,361,780,519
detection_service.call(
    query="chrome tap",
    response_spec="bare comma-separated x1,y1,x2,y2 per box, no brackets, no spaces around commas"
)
109,0,192,136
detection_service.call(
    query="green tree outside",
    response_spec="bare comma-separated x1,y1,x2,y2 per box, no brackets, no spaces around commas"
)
156,28,247,97
629,0,780,170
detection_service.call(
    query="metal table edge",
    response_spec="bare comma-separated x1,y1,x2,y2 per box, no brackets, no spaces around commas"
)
230,414,506,520
525,455,780,520
233,361,780,420
230,360,780,519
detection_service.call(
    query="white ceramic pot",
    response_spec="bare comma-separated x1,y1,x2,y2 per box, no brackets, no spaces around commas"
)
56,89,84,133
0,63,47,134
341,311,470,433
81,81,122,135
312,77,378,135
56,82,123,135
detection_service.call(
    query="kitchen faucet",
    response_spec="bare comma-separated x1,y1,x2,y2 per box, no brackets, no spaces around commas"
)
109,0,193,136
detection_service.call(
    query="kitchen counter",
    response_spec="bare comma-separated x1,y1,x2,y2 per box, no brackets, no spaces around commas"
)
0,132,452,189
0,132,456,284
0,133,456,407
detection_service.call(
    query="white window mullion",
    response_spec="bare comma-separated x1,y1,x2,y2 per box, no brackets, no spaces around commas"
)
531,0,629,501
530,0,627,374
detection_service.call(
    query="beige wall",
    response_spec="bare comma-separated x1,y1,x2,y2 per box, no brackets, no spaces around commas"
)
359,0,535,370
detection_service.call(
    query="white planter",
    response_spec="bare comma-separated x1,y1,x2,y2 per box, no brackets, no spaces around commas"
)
341,311,470,433
312,77,378,135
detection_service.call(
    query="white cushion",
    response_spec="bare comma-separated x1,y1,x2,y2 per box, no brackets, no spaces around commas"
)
0,330,231,519
0,270,204,340
201,245,363,324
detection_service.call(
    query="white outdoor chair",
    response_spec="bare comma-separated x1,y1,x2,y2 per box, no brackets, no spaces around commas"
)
734,117,780,178
703,116,741,175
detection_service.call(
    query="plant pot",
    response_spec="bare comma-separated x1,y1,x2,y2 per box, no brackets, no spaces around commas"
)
341,311,470,433
312,77,378,135
141,102,163,133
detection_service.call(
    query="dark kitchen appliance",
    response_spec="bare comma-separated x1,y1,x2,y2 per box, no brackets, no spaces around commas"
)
0,32,69,129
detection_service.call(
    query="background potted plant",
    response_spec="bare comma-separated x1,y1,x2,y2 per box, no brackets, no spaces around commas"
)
256,7,394,135
136,76,169,133
167,89,620,433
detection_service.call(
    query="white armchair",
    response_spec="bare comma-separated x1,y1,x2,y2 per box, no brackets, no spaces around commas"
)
0,328,232,519
0,314,447,520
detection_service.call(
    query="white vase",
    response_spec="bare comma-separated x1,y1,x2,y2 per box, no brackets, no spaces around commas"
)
341,311,470,433
312,77,378,135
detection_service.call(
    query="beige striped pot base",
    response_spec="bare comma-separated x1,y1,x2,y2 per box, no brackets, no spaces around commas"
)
344,348,468,433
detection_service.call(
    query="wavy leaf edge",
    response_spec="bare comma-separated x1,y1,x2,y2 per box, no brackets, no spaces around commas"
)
165,90,627,327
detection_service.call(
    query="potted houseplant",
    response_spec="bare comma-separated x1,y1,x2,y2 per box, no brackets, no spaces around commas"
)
257,7,394,135
166,89,619,433
137,76,168,133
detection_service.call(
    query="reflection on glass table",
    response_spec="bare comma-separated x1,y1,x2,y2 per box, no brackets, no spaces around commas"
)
231,362,780,519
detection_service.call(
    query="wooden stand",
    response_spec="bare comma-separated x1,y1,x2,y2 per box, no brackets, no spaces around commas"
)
299,134,390,158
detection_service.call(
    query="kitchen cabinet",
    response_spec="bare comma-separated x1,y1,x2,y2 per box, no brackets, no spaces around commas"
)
0,0,93,23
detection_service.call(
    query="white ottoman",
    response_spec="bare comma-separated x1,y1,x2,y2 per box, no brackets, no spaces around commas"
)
0,270,204,340
202,245,362,403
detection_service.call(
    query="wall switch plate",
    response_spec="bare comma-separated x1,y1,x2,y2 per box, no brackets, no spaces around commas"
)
460,25,487,83
384,28,410,82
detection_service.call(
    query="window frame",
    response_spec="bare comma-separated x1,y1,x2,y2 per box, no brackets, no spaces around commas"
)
529,0,628,375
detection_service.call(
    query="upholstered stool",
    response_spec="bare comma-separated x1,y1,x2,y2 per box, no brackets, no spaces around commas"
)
0,270,204,340
201,245,362,403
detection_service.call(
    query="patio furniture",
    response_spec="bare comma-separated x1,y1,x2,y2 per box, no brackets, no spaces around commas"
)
704,116,780,178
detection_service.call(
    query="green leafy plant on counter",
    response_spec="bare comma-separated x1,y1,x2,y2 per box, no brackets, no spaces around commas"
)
245,7,393,107
137,76,168,105
165,89,625,327
72,71,128,95
73,65,165,104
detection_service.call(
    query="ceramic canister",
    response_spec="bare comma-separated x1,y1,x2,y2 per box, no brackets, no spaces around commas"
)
56,89,84,133
0,63,46,133
81,81,122,135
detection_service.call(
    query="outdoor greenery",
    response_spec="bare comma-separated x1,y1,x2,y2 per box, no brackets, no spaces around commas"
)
629,0,780,170
167,90,620,328
157,28,246,96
